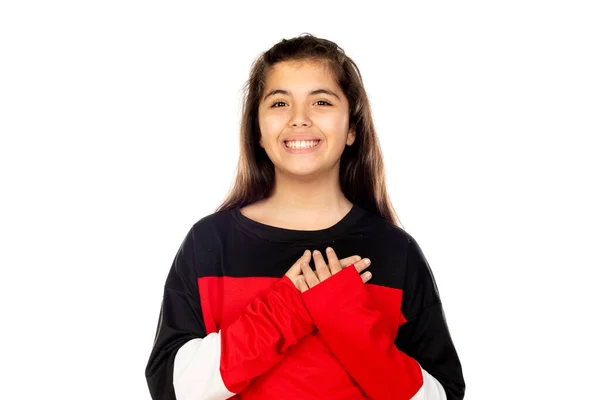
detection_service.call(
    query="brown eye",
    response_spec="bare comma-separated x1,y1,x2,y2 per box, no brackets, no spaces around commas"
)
316,100,332,106
271,101,286,108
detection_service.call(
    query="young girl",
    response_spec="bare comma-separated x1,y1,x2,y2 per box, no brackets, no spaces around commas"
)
145,33,465,400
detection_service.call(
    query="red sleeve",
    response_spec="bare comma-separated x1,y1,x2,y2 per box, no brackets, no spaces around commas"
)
219,275,315,393
301,266,424,399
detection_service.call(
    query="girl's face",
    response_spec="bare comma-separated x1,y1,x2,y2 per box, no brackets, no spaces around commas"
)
257,60,355,178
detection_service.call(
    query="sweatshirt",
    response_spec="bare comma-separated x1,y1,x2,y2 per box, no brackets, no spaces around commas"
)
145,203,465,399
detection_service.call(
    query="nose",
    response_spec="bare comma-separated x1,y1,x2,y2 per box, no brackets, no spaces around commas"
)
289,105,312,128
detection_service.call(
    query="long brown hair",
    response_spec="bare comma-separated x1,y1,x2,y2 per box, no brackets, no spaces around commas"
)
216,33,401,227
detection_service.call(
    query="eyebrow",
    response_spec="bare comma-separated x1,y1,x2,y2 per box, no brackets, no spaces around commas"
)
263,88,341,102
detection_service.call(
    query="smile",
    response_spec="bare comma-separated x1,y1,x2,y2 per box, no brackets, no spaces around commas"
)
284,140,320,149
282,140,322,153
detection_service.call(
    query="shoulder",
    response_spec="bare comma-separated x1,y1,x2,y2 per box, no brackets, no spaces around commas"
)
370,214,429,270
358,207,432,279
173,208,237,274
170,208,235,254
359,206,414,250
189,207,235,237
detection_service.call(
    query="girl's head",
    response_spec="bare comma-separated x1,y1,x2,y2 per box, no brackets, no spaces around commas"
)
217,33,400,226
258,59,356,182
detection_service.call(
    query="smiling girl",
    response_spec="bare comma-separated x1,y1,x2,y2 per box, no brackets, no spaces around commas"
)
145,33,465,400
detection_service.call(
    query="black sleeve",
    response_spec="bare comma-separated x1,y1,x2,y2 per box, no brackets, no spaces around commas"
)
145,226,206,400
394,235,466,399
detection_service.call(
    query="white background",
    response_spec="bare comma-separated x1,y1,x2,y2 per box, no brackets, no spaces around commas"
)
1,1,598,399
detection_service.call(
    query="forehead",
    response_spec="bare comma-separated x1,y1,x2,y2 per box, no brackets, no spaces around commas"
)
265,60,338,90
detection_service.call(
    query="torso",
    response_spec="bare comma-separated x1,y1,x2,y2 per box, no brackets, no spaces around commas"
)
192,204,411,399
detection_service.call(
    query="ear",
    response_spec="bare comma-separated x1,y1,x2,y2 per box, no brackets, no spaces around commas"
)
346,124,356,146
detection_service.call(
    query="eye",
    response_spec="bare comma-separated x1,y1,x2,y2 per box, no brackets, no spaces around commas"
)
270,99,332,108
271,101,286,108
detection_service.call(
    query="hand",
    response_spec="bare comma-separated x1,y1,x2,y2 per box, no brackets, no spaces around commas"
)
285,249,370,292
297,247,372,293
284,250,313,289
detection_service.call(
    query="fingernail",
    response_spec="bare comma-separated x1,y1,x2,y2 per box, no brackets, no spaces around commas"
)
365,272,372,278
326,247,333,252
364,259,371,266
304,249,310,255
314,250,320,254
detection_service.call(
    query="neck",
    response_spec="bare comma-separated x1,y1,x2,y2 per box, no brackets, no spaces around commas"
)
265,165,352,220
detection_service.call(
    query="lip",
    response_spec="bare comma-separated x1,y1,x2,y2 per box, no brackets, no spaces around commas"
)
282,135,321,142
281,138,322,154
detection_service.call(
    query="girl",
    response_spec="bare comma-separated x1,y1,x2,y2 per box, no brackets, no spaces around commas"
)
145,33,465,399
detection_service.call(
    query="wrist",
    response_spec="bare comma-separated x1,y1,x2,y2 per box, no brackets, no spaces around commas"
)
279,275,316,335
301,266,366,322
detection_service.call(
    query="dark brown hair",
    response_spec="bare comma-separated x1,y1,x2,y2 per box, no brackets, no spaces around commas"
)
216,33,401,227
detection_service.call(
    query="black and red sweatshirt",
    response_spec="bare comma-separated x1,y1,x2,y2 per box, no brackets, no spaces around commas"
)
145,203,465,399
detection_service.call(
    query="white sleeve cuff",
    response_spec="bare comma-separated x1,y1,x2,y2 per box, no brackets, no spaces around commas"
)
173,333,236,400
410,363,447,399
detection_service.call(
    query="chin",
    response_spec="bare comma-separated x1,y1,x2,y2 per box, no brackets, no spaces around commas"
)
278,164,322,178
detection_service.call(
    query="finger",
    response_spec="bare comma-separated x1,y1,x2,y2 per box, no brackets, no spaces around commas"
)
286,249,312,276
297,276,310,292
361,271,372,284
340,255,361,268
349,258,371,274
301,261,320,288
312,250,331,282
325,247,343,274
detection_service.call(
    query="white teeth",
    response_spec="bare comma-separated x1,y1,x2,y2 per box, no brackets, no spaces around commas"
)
285,140,320,149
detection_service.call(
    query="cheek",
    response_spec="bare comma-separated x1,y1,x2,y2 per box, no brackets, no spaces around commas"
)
259,114,285,141
318,115,350,143
317,108,348,127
